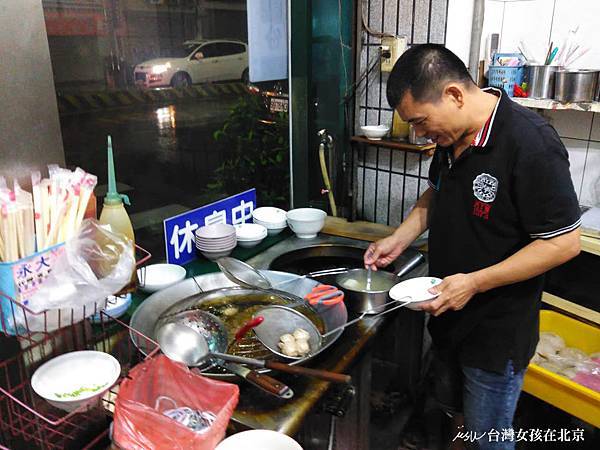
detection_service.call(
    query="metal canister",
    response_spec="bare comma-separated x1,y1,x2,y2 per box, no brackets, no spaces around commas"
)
409,123,428,145
526,65,561,99
554,70,599,103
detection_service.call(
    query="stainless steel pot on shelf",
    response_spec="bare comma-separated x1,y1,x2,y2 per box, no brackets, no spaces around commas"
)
526,65,561,99
554,69,599,103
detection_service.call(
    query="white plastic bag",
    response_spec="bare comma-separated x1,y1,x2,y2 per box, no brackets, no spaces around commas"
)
24,219,135,331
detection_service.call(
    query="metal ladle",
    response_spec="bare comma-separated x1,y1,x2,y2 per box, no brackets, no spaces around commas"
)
156,311,351,384
155,309,293,398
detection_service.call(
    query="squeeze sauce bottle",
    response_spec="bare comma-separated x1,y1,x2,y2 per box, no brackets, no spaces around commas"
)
98,136,137,291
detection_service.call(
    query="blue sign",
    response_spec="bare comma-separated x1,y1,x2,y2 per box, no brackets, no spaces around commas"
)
163,189,256,264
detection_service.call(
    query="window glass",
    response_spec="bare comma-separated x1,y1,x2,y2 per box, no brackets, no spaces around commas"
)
220,42,246,56
42,1,289,258
198,43,222,58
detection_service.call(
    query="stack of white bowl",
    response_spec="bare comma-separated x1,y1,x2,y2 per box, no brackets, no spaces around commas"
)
235,223,268,248
252,207,287,235
195,223,236,260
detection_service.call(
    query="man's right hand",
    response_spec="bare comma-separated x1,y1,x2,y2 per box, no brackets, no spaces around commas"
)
363,234,405,270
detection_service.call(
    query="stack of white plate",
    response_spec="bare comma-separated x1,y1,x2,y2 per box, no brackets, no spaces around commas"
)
252,207,287,235
235,223,268,248
195,223,237,260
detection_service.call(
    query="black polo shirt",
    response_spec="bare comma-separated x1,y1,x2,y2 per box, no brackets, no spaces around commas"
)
427,88,581,374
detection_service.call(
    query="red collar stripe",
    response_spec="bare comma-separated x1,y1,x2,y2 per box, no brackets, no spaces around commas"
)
471,87,502,147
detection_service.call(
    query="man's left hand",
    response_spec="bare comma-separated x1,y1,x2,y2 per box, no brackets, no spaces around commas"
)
420,273,480,316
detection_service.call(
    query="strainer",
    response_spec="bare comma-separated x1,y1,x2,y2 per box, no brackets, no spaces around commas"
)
253,297,413,360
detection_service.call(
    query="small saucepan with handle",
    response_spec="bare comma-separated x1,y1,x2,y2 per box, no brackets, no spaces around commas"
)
335,252,426,314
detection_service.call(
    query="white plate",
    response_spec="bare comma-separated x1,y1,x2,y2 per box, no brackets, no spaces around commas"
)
389,276,442,310
216,430,303,450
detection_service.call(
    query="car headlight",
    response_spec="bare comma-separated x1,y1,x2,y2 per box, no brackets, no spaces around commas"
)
151,63,171,74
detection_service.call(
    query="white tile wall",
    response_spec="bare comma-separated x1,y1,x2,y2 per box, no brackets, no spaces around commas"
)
500,0,554,61
591,114,600,142
580,142,600,207
544,110,593,140
551,0,600,70
561,138,588,199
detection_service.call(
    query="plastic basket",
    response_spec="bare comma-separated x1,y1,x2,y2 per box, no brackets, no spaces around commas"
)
523,310,600,428
488,53,526,97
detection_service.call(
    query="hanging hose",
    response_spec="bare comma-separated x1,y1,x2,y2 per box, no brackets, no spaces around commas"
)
318,131,338,217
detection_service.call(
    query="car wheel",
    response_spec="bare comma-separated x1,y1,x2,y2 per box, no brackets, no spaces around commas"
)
171,72,191,88
241,68,250,84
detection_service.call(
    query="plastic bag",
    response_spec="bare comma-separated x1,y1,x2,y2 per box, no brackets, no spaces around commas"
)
113,355,239,450
23,219,134,331
533,333,600,391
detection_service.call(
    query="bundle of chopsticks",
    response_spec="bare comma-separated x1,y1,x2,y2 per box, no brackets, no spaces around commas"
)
518,26,589,68
0,166,97,263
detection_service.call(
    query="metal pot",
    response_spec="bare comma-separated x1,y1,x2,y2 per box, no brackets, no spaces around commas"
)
335,252,425,314
526,65,561,99
554,69,599,103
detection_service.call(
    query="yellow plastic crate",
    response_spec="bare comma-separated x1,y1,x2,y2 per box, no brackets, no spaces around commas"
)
523,310,600,427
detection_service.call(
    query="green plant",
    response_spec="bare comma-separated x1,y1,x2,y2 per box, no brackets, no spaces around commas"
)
207,94,290,208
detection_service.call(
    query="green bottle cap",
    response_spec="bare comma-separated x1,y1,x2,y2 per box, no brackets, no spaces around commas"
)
104,135,130,206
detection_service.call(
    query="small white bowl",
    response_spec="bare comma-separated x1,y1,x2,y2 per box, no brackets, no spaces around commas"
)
389,276,442,311
252,207,287,226
31,351,121,412
235,223,268,248
195,223,236,239
360,125,390,140
137,263,187,293
253,218,287,236
201,249,234,260
90,294,132,323
235,223,268,240
216,429,303,450
286,208,327,239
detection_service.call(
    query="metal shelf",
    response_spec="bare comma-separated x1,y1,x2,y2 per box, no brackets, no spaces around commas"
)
512,97,600,113
351,136,435,153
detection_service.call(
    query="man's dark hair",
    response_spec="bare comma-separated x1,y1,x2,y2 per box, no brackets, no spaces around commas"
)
386,44,475,108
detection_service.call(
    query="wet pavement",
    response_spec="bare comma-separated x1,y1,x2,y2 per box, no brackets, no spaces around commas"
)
60,95,240,257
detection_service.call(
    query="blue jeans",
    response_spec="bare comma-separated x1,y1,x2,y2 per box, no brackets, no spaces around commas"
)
462,361,525,450
429,351,526,450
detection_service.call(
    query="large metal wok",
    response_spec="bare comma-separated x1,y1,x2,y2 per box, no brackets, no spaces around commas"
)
129,270,348,381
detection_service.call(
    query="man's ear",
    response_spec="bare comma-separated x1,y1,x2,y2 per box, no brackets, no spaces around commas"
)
444,83,465,108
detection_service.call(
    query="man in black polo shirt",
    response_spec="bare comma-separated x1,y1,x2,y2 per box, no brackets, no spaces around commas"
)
364,44,581,449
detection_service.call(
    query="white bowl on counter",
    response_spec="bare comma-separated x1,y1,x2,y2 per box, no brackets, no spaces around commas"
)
235,223,268,248
90,293,132,323
216,429,303,450
286,208,327,239
31,351,121,412
137,263,187,293
252,207,288,235
360,125,390,140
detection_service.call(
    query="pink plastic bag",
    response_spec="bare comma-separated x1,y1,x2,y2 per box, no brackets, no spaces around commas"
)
113,355,239,450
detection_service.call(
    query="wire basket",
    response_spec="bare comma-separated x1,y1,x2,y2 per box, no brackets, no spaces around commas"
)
0,246,158,450
488,52,526,97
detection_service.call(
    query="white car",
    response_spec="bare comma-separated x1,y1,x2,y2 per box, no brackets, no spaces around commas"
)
134,40,248,88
